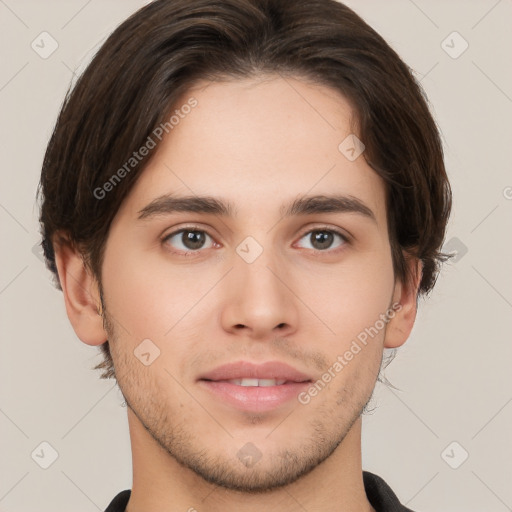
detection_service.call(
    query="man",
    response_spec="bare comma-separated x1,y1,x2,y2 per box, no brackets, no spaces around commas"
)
38,0,451,510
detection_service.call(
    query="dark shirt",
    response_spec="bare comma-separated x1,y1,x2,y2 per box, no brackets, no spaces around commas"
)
104,471,414,511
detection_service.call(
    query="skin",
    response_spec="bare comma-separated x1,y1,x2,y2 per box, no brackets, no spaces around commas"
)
55,75,421,512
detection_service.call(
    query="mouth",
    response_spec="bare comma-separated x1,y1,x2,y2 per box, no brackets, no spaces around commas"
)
212,378,289,386
197,361,313,412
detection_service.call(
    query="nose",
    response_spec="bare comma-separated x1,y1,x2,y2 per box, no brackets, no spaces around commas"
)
220,250,299,340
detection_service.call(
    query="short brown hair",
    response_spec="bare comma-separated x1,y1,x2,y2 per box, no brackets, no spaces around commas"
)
38,0,452,379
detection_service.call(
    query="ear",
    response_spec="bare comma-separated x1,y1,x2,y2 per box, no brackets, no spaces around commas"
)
383,257,423,349
53,233,107,346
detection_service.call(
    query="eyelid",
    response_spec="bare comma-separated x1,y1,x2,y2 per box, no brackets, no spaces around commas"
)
162,223,217,240
295,224,351,243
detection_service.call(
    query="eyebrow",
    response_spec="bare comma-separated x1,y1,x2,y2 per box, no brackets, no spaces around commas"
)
137,193,376,223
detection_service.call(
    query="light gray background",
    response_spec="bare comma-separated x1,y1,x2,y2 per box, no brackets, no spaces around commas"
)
0,1,511,511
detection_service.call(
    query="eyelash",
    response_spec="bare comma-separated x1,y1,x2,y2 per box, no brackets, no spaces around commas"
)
161,225,350,256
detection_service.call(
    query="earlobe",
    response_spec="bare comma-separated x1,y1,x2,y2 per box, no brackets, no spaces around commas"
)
383,258,423,349
53,234,107,346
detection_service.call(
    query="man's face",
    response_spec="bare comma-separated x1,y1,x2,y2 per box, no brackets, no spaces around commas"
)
101,75,398,491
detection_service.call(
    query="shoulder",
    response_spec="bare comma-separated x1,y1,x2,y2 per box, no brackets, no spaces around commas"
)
104,489,131,512
363,471,415,512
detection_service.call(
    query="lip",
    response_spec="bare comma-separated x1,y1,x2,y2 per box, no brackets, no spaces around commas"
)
198,361,312,382
198,361,312,412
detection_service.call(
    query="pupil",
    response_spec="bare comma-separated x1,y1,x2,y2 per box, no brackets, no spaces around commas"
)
183,231,205,250
312,231,333,250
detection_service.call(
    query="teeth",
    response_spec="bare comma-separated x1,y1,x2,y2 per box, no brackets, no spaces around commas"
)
259,379,282,387
240,378,259,387
227,378,287,387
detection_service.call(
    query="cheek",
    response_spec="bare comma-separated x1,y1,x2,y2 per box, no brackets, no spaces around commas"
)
101,237,217,341
296,245,395,349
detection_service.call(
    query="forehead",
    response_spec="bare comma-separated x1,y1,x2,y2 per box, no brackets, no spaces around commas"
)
116,75,387,226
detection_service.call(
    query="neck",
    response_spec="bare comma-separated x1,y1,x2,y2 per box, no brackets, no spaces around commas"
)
125,410,374,512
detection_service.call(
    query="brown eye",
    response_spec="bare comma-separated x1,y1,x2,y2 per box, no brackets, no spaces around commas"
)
296,229,347,251
164,229,213,252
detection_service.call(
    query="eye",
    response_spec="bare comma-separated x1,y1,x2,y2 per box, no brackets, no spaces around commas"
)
296,228,348,251
163,229,215,253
